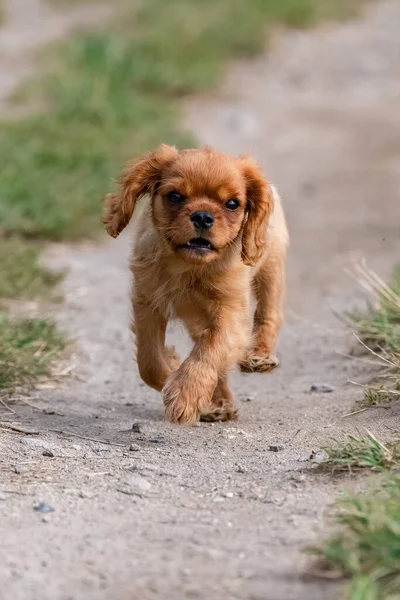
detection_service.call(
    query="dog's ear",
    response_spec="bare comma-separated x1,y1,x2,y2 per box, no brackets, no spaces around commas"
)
238,156,274,267
102,144,179,238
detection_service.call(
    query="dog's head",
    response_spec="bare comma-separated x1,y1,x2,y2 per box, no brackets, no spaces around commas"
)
103,145,273,266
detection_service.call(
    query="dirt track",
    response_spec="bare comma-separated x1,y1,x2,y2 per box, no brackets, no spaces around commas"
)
1,2,400,599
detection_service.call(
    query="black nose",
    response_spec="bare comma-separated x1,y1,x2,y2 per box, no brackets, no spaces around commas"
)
190,210,214,229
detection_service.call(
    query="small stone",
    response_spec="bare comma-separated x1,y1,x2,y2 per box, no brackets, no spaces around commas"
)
20,438,56,451
225,492,234,499
120,474,151,495
41,515,51,523
312,451,328,464
235,463,246,473
79,489,94,499
213,496,225,503
268,445,284,452
93,445,109,453
33,502,55,514
298,454,311,462
241,395,254,403
149,436,165,444
42,450,54,458
310,382,335,393
71,444,81,451
131,423,142,433
129,444,140,452
13,464,28,475
290,473,306,483
0,491,6,501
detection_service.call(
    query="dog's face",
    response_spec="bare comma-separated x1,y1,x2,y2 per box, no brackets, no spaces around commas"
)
152,150,248,264
103,145,274,266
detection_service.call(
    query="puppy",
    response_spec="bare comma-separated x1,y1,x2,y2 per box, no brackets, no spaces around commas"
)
103,145,288,425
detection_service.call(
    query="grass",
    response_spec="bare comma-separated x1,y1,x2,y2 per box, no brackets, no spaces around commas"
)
349,263,400,409
313,266,400,597
350,264,400,353
0,237,65,395
0,313,65,390
320,431,400,474
313,475,400,600
0,237,63,301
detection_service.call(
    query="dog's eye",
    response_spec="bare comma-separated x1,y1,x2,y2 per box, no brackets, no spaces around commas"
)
225,199,240,210
167,191,185,204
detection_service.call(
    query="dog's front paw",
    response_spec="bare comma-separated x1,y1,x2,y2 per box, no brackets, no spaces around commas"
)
162,365,216,425
240,353,280,373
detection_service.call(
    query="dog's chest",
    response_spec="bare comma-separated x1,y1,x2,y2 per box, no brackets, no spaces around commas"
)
156,273,214,322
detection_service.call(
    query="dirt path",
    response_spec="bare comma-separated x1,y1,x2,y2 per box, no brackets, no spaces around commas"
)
1,2,400,599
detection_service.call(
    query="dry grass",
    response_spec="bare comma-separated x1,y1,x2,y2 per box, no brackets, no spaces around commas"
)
319,430,400,474
0,314,65,390
348,262,400,409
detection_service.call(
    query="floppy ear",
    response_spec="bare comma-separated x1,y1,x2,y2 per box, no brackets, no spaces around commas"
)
102,144,179,238
239,156,274,267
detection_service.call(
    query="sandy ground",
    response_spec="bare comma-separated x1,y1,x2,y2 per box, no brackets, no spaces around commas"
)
1,1,400,599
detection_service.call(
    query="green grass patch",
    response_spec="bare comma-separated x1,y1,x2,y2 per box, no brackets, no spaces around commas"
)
313,475,400,600
0,237,63,300
350,266,400,353
349,265,400,409
0,313,65,389
320,431,400,474
0,0,369,241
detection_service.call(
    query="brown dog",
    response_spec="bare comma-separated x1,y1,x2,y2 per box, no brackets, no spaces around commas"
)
103,145,288,425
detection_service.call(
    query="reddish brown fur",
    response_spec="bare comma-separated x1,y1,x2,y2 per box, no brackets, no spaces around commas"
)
103,145,289,425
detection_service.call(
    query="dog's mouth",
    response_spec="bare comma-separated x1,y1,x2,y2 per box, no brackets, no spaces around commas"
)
178,237,215,254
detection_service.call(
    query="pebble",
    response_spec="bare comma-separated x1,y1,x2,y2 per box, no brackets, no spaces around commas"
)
0,491,6,501
93,445,109,453
33,502,55,514
41,516,51,524
241,395,254,403
225,492,234,499
20,438,56,452
42,450,55,458
312,451,328,464
121,474,151,494
213,496,225,503
149,436,165,444
131,423,142,434
129,443,141,452
298,454,311,462
79,489,94,499
268,445,284,452
290,473,306,483
310,382,335,393
235,463,247,474
13,464,28,475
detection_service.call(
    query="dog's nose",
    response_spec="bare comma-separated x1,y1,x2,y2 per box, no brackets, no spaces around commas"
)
190,210,214,229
